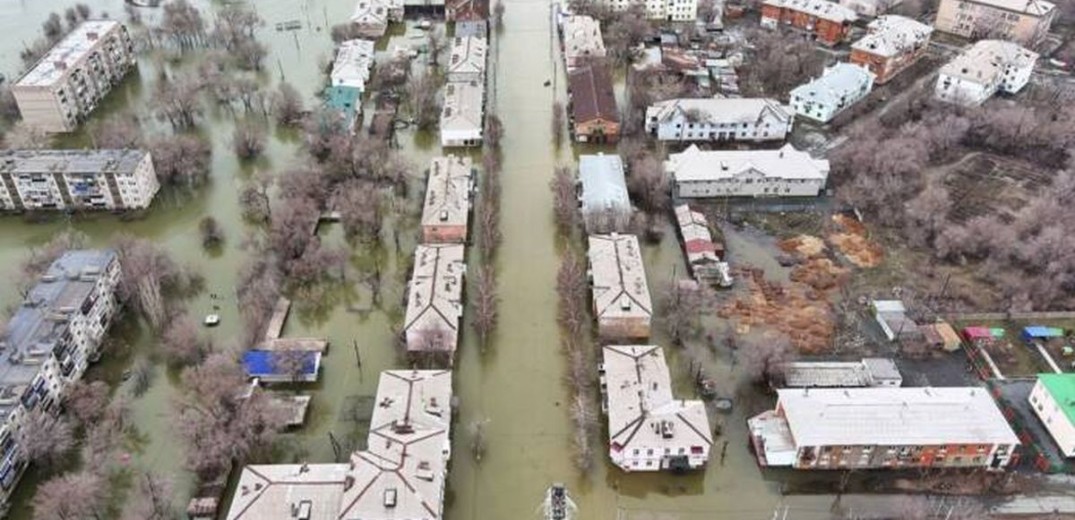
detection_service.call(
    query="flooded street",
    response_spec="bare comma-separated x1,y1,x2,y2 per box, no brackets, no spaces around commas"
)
0,0,842,518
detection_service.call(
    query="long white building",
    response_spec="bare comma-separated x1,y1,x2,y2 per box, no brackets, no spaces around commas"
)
790,63,875,123
440,80,485,148
935,39,1038,106
0,250,121,508
1029,374,1075,458
600,345,712,472
446,36,487,84
227,370,452,520
0,149,159,211
12,20,135,132
330,39,376,94
600,0,699,20
645,98,794,143
666,144,830,198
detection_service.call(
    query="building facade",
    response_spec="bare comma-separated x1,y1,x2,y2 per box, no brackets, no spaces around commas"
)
666,144,830,198
851,15,934,84
404,245,466,360
749,387,1020,470
783,358,903,388
935,0,1055,48
560,16,606,71
13,20,135,133
645,98,794,143
600,0,699,20
0,250,120,508
934,39,1038,106
0,149,159,212
760,0,858,46
446,0,489,20
227,370,452,520
588,234,653,339
567,65,620,144
790,63,875,123
837,0,902,17
600,345,712,472
421,155,474,244
1029,374,1075,457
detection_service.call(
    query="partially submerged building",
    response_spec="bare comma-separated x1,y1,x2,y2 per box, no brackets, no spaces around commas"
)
579,154,631,232
1029,374,1075,457
0,149,159,211
325,39,377,130
674,204,729,284
560,15,606,71
588,234,653,339
645,98,794,143
934,39,1038,106
567,65,620,144
351,0,404,38
760,0,858,45
598,0,699,20
446,36,487,84
851,15,933,84
446,0,489,20
226,370,452,520
782,358,902,388
404,244,466,359
421,155,474,244
749,387,1020,470
790,63,875,123
0,250,120,508
666,144,830,198
935,0,1055,47
440,80,485,147
13,20,135,132
600,345,712,472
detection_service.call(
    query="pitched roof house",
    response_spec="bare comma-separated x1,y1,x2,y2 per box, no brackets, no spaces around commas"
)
404,245,466,360
588,234,653,339
568,65,620,144
421,155,473,244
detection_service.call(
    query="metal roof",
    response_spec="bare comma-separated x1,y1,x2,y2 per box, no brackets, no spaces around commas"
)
791,63,875,110
420,156,472,231
1037,374,1075,427
16,20,124,88
939,39,1038,86
0,149,148,177
646,98,793,126
666,144,829,182
588,234,652,321
852,15,933,58
579,154,629,216
404,245,466,352
330,39,376,91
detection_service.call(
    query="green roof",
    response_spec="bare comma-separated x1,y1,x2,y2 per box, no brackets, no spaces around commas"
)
1039,373,1075,425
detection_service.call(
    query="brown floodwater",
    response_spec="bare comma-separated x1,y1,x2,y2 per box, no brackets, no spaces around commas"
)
0,0,846,518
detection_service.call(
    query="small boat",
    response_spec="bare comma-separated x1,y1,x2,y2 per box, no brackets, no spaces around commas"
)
204,314,221,327
543,483,576,520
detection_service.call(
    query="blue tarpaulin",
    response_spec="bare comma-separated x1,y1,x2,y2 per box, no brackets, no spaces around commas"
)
242,350,320,382
1023,326,1065,341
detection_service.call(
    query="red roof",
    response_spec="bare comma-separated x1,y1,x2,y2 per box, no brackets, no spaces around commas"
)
685,239,716,254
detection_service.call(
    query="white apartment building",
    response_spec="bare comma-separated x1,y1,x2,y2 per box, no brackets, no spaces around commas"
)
588,234,653,339
330,39,377,94
790,63,875,123
0,150,159,212
645,98,794,143
12,20,135,133
447,36,488,84
1029,374,1075,457
0,250,120,507
227,370,453,520
934,39,1038,106
600,345,712,472
935,0,1055,48
404,244,466,359
440,80,485,147
601,0,699,21
666,144,830,198
561,15,607,71
421,155,474,244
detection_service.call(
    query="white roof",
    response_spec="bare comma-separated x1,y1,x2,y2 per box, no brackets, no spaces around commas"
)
421,156,472,231
646,98,793,126
331,39,376,91
776,387,1020,447
852,15,933,58
783,358,900,387
939,39,1038,85
872,299,906,312
440,81,484,140
404,245,466,352
603,346,712,455
964,0,1054,15
674,204,720,264
588,234,653,321
666,144,830,182
791,63,875,108
447,36,487,78
351,0,394,25
227,464,351,520
763,0,858,22
579,154,630,215
562,15,606,64
17,20,123,88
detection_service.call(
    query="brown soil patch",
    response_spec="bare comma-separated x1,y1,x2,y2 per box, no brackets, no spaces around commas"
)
719,268,836,354
778,235,827,259
789,258,850,292
828,215,883,268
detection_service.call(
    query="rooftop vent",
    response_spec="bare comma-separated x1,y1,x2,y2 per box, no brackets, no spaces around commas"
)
292,500,312,520
384,488,398,508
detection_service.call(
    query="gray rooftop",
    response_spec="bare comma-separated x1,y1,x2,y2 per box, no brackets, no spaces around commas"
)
579,154,630,216
791,63,875,109
0,149,149,177
588,234,652,321
16,20,124,88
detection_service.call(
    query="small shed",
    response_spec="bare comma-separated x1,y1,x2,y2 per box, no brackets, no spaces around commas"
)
964,326,1004,341
241,350,321,383
1023,326,1065,342
922,322,962,352
871,300,917,342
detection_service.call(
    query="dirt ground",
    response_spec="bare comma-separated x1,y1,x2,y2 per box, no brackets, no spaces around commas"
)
828,214,883,268
719,266,837,353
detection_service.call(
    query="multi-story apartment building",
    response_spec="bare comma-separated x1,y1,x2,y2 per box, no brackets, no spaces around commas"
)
837,0,901,17
560,15,607,71
851,15,934,84
0,250,120,508
12,20,135,133
934,39,1038,105
421,155,474,244
645,98,794,143
749,387,1020,470
761,0,858,45
588,234,653,340
666,144,830,198
790,63,875,123
600,345,712,472
0,149,159,212
600,0,699,21
227,370,453,520
935,0,1055,48
404,245,466,361
1029,374,1075,457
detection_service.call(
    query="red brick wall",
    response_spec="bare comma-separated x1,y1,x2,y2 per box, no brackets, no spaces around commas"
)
761,6,851,45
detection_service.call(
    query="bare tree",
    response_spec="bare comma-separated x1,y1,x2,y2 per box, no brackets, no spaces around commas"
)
0,84,20,123
485,114,504,149
570,393,598,473
18,412,74,470
237,255,282,346
83,397,131,468
603,7,649,66
271,82,305,126
199,216,225,249
121,471,174,520
235,39,269,71
271,349,312,383
232,121,267,160
625,148,669,215
550,166,578,234
738,333,795,384
239,169,274,223
551,101,564,146
32,470,107,520
161,312,210,366
658,279,718,347
92,114,143,149
426,27,448,67
471,266,499,351
65,380,110,428
42,13,64,42
158,0,207,50
556,250,589,338
154,72,204,129
337,180,385,242
149,134,212,188
405,72,442,131
211,6,263,51
742,29,824,97
3,122,49,150
114,235,192,329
